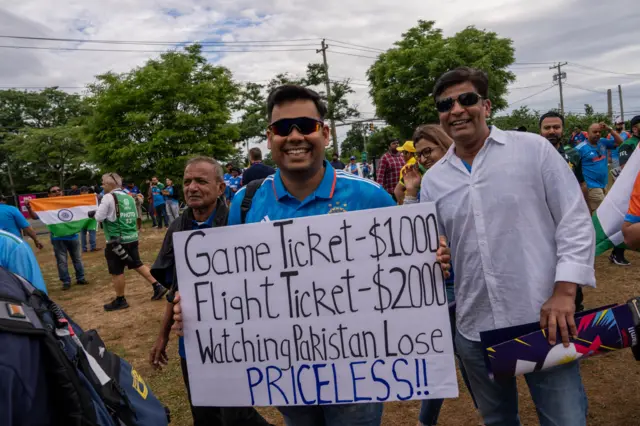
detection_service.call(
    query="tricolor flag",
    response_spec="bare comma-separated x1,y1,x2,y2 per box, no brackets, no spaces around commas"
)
593,148,640,256
30,194,98,238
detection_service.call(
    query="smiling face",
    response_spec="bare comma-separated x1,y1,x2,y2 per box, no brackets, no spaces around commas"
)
267,99,330,175
151,177,158,186
415,138,446,169
437,81,491,145
183,162,225,209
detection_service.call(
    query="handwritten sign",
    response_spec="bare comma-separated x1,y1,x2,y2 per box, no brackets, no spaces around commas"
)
174,203,458,407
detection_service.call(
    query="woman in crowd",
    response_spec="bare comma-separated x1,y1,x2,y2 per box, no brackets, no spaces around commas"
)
402,124,483,426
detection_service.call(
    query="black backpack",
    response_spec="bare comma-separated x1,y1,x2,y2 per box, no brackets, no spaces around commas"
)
0,267,170,426
240,178,264,224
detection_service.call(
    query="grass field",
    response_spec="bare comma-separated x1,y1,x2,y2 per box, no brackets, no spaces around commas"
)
35,222,640,425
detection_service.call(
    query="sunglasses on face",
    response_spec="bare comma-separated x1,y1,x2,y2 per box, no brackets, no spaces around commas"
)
269,117,324,137
435,92,483,113
415,148,434,159
50,189,61,194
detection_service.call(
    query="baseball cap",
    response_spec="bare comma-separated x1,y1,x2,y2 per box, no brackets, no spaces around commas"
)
630,115,640,129
619,144,635,167
350,156,356,160
615,116,624,124
396,141,416,153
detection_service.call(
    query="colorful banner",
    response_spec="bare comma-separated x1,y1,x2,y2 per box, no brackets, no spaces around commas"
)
480,302,639,380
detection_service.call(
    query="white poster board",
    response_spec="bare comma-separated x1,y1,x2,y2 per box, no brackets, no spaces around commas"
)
174,203,458,407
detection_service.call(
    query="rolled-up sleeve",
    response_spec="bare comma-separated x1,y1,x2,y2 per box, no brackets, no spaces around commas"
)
542,142,596,287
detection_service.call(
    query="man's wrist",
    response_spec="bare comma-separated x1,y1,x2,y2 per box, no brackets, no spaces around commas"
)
554,281,577,297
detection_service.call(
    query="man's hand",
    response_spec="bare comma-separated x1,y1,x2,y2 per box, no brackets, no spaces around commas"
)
149,335,169,370
600,122,611,132
87,210,96,218
540,281,578,347
436,236,451,279
34,240,43,250
172,291,183,337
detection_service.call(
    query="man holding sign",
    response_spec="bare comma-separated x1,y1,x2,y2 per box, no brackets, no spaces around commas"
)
171,85,456,426
421,67,596,425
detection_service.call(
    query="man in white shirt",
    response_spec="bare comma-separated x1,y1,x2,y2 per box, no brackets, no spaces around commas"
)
421,67,595,426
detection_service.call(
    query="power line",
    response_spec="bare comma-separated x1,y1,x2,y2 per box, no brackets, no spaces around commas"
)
509,83,551,90
509,85,556,106
0,34,320,45
324,39,386,53
328,50,378,59
564,83,607,95
569,62,640,77
0,44,317,53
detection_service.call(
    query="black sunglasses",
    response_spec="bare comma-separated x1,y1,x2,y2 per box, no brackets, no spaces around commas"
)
269,117,323,136
435,92,483,113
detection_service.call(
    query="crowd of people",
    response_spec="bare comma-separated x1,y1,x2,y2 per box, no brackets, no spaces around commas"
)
1,65,640,426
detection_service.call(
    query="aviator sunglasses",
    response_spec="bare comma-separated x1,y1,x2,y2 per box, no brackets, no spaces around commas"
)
435,92,483,113
269,117,324,136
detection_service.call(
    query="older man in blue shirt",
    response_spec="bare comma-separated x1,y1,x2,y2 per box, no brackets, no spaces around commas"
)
0,195,43,249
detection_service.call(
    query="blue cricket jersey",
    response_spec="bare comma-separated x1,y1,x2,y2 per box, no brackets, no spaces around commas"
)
576,141,609,189
228,160,395,226
0,230,47,294
0,204,30,239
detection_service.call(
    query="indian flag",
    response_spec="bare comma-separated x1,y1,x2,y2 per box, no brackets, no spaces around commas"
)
593,147,640,255
30,194,98,238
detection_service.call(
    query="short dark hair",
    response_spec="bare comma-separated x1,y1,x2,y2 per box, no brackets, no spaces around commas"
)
48,185,60,193
249,147,263,161
539,111,565,128
267,85,327,122
433,67,489,100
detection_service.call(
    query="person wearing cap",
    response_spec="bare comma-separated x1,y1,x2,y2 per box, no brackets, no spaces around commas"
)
330,152,346,171
607,117,632,168
344,155,364,176
376,138,405,199
393,141,416,204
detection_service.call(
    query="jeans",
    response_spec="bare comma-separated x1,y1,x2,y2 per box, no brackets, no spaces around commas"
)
155,203,168,228
52,239,85,285
419,287,478,425
278,403,383,426
455,332,587,426
166,201,179,224
80,229,96,251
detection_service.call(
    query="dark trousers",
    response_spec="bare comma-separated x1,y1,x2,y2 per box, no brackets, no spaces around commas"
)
180,357,271,426
155,203,168,228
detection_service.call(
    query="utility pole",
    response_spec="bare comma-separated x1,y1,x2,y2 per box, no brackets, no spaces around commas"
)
317,39,339,153
550,62,567,115
607,89,613,122
618,85,624,122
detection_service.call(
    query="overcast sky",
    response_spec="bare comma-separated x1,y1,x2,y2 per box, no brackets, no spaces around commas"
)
2,0,639,145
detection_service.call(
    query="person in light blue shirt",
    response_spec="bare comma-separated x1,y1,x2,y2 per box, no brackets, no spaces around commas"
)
150,176,168,229
163,178,180,225
575,123,623,215
227,168,242,202
227,84,394,426
0,195,43,250
0,229,47,294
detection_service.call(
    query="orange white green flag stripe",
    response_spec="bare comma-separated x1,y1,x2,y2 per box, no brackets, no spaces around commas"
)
30,194,98,238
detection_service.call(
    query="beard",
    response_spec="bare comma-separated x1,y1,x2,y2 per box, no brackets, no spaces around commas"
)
546,135,560,145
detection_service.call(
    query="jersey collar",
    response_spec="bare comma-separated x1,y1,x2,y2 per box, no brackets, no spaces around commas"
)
272,160,337,201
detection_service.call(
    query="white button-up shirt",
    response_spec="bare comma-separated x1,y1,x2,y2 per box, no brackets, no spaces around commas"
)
421,126,596,341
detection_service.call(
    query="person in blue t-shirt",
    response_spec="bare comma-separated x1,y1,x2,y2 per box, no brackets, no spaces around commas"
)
223,162,233,203
576,122,623,215
25,186,87,290
163,178,180,225
227,167,242,201
0,195,43,249
607,117,632,168
150,176,168,229
0,230,47,294
173,85,412,426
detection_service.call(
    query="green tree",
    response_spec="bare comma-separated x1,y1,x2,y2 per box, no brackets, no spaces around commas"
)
491,106,540,132
341,123,366,157
4,125,88,191
367,20,516,136
85,44,240,182
237,82,268,143
0,88,88,194
366,125,402,159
